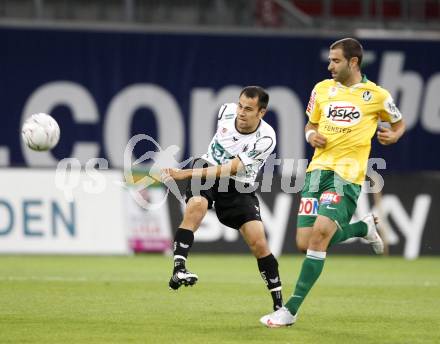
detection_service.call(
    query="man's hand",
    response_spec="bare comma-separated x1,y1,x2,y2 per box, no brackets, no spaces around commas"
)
377,126,399,145
308,132,327,148
160,168,191,182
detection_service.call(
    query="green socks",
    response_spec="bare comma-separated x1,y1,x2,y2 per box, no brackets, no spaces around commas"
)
328,221,368,247
285,250,326,315
284,221,368,315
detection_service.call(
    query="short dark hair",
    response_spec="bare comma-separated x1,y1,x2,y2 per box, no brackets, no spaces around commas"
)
330,38,363,68
240,86,269,109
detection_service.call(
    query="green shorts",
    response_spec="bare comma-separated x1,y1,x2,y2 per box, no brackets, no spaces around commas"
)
297,170,361,228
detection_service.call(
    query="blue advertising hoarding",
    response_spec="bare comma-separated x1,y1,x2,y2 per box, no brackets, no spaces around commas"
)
0,26,439,171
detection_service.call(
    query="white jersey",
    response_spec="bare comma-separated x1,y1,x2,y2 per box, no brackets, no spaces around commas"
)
201,103,277,185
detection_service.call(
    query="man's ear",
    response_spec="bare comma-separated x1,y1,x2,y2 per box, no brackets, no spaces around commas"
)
350,56,359,69
259,108,267,118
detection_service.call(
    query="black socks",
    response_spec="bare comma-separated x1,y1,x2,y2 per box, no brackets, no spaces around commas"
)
173,228,194,272
257,254,283,310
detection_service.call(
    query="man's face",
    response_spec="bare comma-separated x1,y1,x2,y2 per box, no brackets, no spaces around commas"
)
236,94,265,132
328,48,352,84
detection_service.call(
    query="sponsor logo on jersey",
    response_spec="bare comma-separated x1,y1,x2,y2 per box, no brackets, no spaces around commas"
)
298,197,319,216
306,89,317,115
325,102,362,127
362,91,372,101
319,191,341,205
210,140,232,164
323,124,352,134
232,136,238,141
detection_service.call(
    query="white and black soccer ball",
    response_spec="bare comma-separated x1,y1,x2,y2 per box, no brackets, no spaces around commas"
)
21,113,60,151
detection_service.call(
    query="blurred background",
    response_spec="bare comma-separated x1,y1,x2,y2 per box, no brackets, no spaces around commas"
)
0,0,439,258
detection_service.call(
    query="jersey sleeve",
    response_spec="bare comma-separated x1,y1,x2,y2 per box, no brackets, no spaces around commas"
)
305,87,321,124
217,103,228,121
238,134,276,174
378,90,403,123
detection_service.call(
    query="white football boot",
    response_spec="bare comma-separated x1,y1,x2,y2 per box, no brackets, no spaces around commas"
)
362,213,384,254
260,306,297,328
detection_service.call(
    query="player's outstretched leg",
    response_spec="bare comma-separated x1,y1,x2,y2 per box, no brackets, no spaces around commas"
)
168,228,198,290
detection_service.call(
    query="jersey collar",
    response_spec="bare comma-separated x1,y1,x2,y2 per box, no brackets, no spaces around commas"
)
335,74,368,89
234,118,262,135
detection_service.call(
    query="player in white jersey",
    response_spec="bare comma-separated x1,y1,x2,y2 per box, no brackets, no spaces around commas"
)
202,101,276,185
161,86,284,312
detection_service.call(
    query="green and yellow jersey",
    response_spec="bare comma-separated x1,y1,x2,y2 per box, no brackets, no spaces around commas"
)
305,76,403,185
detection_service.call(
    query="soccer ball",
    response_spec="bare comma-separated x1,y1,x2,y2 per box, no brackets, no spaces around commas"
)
22,113,60,151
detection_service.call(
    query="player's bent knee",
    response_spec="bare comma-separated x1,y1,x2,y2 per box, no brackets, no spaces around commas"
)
187,197,208,214
312,217,335,236
308,223,335,250
250,238,270,258
181,197,208,229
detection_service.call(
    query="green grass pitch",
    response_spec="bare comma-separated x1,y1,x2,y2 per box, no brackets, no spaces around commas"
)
0,254,439,344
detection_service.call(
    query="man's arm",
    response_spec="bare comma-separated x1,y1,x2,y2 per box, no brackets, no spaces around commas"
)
161,157,245,181
305,121,327,148
377,119,406,145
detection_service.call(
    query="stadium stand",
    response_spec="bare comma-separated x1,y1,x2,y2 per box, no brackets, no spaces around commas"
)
0,0,439,31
